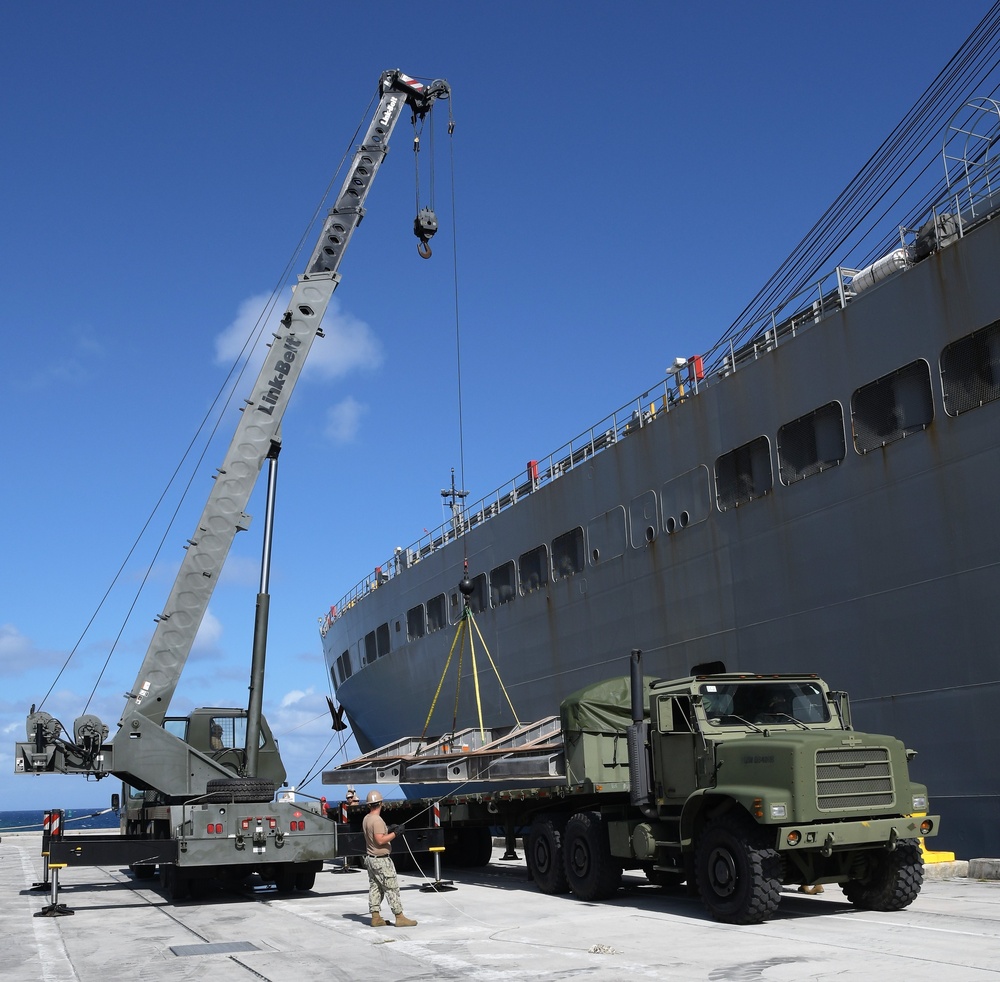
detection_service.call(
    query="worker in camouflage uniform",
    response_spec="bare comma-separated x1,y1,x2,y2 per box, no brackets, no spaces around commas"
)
362,790,417,927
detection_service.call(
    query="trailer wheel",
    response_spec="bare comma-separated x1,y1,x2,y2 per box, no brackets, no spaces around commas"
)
458,827,494,868
843,839,923,911
563,811,622,901
695,813,781,924
203,778,275,803
526,815,569,894
130,863,156,880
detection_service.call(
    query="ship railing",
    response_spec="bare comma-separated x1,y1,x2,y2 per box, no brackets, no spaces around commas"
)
319,173,1000,633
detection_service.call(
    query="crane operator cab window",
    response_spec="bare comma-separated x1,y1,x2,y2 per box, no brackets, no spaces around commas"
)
210,716,266,751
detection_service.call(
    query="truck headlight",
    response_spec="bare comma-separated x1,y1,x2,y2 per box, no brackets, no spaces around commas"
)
770,803,787,819
911,795,928,812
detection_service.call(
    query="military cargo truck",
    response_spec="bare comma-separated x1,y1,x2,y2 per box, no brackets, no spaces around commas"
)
328,650,938,924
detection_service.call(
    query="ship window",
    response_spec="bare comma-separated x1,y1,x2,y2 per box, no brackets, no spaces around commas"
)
519,545,549,595
629,490,659,547
715,436,772,510
941,319,1000,416
552,528,584,580
336,650,352,684
777,402,846,485
426,594,447,633
364,630,378,665
490,561,516,606
661,465,711,533
852,359,933,453
376,622,390,657
406,604,426,640
587,505,626,564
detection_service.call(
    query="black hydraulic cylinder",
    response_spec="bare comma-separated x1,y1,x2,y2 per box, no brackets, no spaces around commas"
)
245,444,279,777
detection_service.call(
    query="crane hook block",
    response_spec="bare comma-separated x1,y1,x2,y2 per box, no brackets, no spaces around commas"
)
414,206,438,259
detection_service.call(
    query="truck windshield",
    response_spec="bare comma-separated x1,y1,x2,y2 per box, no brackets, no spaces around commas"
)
700,681,830,726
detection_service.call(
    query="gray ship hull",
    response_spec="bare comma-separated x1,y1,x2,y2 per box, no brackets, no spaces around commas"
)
322,169,1000,861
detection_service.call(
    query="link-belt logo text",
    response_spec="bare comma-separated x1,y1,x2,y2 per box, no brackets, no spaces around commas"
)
256,335,302,415
379,96,399,126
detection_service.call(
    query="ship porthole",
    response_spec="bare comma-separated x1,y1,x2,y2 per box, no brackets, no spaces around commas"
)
680,510,690,528
645,525,655,542
592,548,600,564
666,516,676,533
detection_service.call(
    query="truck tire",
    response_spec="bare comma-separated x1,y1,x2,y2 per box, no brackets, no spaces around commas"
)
526,815,569,894
203,777,275,803
563,811,622,901
159,864,190,902
843,839,923,911
273,865,297,894
455,827,494,868
695,813,781,924
295,866,317,891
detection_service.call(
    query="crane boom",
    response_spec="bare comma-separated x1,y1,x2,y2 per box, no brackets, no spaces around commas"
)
17,70,451,795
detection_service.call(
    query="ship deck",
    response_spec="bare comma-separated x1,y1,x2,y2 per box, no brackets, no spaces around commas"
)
3,830,998,981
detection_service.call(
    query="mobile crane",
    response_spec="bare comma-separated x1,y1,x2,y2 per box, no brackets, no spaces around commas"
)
14,69,450,900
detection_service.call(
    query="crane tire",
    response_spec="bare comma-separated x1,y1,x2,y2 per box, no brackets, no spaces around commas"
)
204,778,276,803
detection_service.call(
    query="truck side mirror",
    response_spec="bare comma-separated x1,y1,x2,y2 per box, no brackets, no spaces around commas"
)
111,792,120,812
829,691,852,729
655,697,675,731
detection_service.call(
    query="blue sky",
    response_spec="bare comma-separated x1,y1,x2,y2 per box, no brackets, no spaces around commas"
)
0,1,990,813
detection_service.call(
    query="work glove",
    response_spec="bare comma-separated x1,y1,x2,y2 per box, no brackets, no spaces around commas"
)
387,824,401,834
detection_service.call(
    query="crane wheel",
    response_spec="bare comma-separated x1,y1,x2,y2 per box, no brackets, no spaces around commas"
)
204,778,276,803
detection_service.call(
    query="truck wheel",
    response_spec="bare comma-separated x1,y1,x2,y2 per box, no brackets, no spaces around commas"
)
526,815,569,894
563,811,622,901
274,865,297,894
843,839,923,911
695,814,781,924
204,778,275,803
159,864,190,902
295,867,317,891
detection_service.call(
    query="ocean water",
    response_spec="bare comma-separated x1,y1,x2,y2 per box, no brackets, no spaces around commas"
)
0,808,119,833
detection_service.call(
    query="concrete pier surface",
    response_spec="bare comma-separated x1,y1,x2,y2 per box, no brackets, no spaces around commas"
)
3,832,999,982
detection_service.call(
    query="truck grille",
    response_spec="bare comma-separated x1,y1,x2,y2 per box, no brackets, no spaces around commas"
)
815,746,894,810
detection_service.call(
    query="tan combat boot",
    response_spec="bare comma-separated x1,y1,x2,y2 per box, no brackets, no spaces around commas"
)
371,912,387,927
393,913,417,927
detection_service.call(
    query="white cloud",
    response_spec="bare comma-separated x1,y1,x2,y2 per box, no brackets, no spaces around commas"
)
192,609,223,652
0,623,33,662
0,623,61,677
214,293,383,385
280,688,312,709
324,396,366,444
